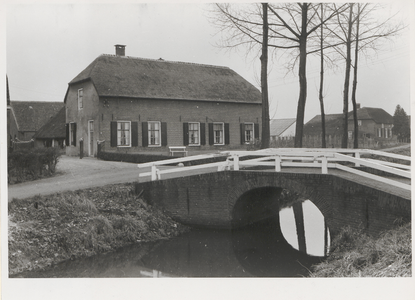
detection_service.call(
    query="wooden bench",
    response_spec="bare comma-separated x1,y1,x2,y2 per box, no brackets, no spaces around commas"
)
169,146,188,157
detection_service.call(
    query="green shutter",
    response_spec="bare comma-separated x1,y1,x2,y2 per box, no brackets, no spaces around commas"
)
254,123,260,140
240,123,245,144
142,122,148,147
183,122,189,146
208,123,214,145
132,122,138,147
110,121,117,147
200,123,206,145
73,123,77,146
161,122,167,146
225,123,230,145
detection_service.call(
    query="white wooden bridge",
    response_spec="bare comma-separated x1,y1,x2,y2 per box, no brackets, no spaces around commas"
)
137,148,411,192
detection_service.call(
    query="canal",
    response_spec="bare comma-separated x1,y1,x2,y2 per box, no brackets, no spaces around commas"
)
12,199,329,278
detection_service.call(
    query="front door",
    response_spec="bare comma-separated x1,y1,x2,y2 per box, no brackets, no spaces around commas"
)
88,120,94,157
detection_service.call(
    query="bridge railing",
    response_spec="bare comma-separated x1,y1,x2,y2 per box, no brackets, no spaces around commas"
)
137,148,411,190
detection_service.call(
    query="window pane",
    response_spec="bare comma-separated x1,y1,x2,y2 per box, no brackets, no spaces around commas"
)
148,122,160,145
245,123,253,142
189,123,199,144
214,123,223,144
117,122,130,146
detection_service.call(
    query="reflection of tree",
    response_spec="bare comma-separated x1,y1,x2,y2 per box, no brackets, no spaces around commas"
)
231,217,322,277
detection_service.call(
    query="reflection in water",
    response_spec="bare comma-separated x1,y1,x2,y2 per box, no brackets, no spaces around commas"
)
280,200,330,257
13,216,323,278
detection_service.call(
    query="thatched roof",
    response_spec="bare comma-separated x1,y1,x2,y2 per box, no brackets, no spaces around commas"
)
270,118,296,136
68,55,261,104
304,107,393,136
33,107,66,139
303,113,345,136
348,107,393,124
10,101,64,132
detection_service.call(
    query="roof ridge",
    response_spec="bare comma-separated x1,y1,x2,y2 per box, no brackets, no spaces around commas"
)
99,54,231,70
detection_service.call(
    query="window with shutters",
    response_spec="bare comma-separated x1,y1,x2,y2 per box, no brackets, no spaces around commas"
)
148,121,161,146
377,128,382,138
213,122,224,145
189,122,200,145
117,121,131,147
244,123,254,143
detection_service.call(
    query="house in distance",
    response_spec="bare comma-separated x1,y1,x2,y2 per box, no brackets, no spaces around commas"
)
65,45,262,157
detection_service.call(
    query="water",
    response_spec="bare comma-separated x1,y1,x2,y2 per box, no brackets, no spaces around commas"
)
12,199,328,278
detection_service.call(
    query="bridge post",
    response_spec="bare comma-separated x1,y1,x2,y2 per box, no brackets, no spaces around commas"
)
355,151,361,167
322,156,328,174
233,155,240,171
274,156,281,172
151,164,157,181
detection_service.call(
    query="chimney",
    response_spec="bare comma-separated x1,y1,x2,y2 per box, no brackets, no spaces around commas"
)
115,44,126,56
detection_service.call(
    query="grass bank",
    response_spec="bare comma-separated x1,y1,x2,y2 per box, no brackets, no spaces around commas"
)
310,222,411,277
8,183,189,276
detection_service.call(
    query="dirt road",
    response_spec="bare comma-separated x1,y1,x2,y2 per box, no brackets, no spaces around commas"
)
8,156,148,201
8,155,217,201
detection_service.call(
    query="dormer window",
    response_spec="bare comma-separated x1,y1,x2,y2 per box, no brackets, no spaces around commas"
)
78,89,83,110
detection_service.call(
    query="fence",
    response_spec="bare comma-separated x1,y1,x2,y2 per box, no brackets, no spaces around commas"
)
11,139,35,152
271,135,403,149
136,148,411,191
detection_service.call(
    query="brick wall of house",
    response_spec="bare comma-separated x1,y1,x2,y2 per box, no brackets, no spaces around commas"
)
348,119,394,139
66,82,102,157
98,97,261,153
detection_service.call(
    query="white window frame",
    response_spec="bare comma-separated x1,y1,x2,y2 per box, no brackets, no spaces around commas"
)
358,120,362,126
213,122,224,145
188,122,200,146
117,121,131,147
78,88,83,110
244,122,254,144
148,121,161,147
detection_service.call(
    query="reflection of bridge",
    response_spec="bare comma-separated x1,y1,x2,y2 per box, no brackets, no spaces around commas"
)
135,148,411,236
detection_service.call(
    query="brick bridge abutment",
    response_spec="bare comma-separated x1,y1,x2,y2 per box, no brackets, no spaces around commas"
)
135,171,411,237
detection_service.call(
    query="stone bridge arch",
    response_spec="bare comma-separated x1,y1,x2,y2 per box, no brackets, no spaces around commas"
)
224,172,334,229
136,170,410,236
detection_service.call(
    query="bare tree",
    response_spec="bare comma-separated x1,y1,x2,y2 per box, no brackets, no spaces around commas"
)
268,3,350,147
260,3,270,149
318,3,327,148
212,3,348,148
327,3,404,148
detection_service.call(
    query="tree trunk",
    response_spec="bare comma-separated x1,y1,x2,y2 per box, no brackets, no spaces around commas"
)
319,4,326,148
294,4,308,148
351,4,361,149
260,3,270,149
341,4,354,148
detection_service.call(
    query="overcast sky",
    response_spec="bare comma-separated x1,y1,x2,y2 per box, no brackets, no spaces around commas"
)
5,1,413,123
2,1,415,299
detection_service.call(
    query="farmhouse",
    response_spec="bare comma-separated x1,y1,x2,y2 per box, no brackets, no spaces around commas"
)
347,106,394,140
65,45,262,157
303,106,395,148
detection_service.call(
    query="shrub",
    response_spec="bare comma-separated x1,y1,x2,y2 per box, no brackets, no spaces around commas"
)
8,147,62,184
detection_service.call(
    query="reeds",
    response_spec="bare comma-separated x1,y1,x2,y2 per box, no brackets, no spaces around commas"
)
310,223,411,277
8,183,189,275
